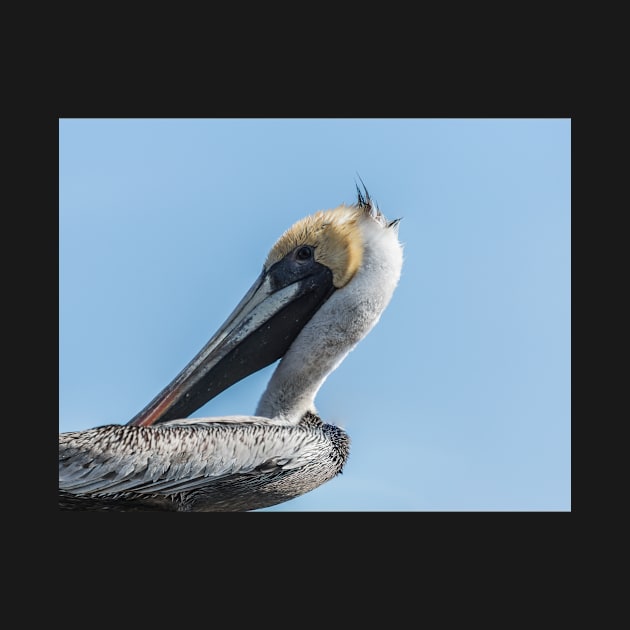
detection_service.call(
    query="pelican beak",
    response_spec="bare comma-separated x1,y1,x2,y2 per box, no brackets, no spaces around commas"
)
127,255,335,426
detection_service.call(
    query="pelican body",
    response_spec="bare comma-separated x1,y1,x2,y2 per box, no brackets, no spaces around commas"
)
59,186,403,511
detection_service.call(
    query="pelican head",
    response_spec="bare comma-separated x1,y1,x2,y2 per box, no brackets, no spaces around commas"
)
128,185,403,427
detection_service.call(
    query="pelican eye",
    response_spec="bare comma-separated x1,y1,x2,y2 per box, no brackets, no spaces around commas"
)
295,245,313,261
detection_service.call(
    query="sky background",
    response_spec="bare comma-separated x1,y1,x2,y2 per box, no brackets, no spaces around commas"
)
59,118,571,511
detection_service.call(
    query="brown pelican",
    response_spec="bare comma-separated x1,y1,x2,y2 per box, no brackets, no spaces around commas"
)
59,185,403,511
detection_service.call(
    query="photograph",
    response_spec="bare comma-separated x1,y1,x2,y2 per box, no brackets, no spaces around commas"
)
59,118,571,511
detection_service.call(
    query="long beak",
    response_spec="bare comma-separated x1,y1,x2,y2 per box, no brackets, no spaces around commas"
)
127,258,334,426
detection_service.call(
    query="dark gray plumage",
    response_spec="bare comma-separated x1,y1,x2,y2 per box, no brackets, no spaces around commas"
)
60,412,348,511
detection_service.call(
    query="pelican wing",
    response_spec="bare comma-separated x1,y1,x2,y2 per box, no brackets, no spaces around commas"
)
59,419,324,498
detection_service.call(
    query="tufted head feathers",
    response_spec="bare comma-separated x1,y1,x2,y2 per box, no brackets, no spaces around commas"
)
265,186,395,288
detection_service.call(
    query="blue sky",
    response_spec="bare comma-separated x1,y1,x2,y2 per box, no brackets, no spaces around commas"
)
59,118,571,511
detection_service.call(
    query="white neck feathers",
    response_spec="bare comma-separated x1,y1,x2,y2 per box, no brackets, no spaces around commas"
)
255,212,403,422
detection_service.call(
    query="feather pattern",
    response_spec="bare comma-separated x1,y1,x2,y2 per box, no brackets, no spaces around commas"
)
60,412,349,511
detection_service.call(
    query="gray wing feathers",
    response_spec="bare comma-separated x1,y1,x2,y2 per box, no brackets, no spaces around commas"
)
59,422,323,497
